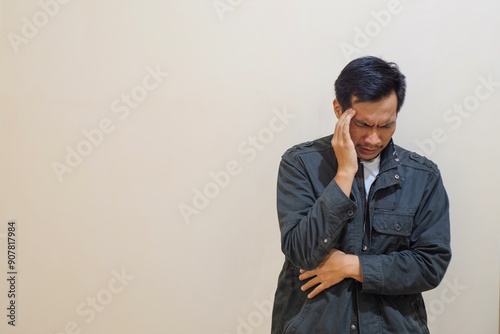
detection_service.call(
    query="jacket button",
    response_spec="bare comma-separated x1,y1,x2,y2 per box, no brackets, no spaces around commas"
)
323,239,328,243
347,210,354,217
351,324,357,330
395,223,402,231
362,245,368,251
395,175,400,180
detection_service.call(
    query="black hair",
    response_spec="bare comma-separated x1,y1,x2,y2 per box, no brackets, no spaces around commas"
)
334,56,406,112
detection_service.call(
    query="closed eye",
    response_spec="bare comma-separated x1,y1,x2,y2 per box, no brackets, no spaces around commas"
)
353,120,395,129
378,122,395,129
353,120,371,127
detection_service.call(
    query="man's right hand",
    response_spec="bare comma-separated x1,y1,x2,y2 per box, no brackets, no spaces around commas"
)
331,109,358,197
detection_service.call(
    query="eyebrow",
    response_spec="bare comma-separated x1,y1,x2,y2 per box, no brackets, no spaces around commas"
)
353,119,396,128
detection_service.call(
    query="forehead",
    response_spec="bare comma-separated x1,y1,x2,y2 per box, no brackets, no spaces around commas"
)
350,91,398,123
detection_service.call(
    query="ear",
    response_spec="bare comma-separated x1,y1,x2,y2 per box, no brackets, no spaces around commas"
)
333,99,343,119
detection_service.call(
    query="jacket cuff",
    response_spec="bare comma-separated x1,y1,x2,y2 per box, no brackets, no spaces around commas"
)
359,255,384,294
321,179,357,221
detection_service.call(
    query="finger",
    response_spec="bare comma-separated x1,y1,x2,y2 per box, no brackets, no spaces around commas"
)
335,109,355,139
298,270,315,281
345,108,356,117
341,110,355,133
339,108,355,123
335,109,349,130
307,284,326,299
301,277,320,292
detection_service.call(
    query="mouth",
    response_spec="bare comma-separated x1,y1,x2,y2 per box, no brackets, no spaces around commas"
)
358,147,379,156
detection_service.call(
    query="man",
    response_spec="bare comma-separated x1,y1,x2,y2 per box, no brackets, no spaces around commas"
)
271,56,451,334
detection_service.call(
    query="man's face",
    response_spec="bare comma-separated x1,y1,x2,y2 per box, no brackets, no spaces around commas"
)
335,91,398,160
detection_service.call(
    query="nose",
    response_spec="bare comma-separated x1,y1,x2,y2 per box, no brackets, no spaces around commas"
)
365,129,382,147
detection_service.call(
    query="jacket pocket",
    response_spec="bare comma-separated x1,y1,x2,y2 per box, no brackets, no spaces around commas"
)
282,300,312,334
371,210,414,253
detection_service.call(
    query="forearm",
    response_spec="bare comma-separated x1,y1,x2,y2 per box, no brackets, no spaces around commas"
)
359,246,451,295
280,179,356,270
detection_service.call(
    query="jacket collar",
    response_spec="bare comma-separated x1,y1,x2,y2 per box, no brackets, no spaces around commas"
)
379,139,400,173
370,139,402,190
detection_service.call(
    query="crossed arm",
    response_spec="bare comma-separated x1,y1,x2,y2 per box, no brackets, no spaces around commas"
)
299,248,362,298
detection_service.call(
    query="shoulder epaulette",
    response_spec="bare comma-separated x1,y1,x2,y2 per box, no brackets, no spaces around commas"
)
408,152,439,173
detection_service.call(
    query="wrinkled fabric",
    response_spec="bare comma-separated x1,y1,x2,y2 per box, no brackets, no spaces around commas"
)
271,135,451,334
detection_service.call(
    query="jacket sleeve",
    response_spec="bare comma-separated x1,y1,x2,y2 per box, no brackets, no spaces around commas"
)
277,154,357,270
359,170,452,295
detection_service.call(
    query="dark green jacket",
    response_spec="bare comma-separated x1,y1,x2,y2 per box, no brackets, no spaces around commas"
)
272,135,451,334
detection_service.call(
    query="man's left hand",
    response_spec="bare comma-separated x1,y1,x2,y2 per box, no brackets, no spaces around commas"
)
299,248,363,299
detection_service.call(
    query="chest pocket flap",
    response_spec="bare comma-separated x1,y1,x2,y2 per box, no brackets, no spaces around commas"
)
372,210,414,236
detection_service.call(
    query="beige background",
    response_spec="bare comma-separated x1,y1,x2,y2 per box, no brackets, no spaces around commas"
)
0,0,499,333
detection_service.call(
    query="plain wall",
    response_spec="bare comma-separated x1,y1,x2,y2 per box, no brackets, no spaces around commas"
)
0,0,499,333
